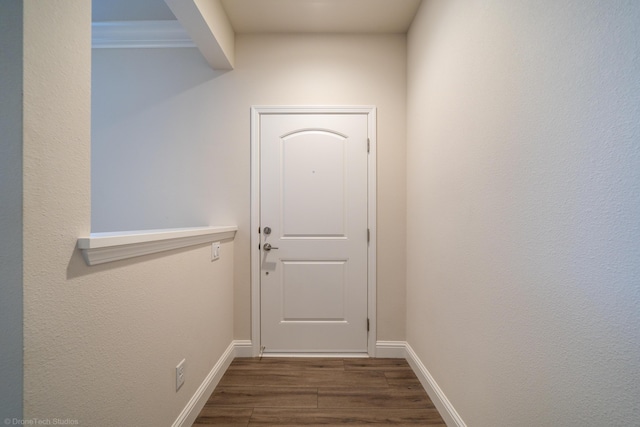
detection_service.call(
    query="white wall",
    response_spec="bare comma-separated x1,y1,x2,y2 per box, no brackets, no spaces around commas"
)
0,0,23,420
92,34,408,342
22,2,235,425
406,0,640,425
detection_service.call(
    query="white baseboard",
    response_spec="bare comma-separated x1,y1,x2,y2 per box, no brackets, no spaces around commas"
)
171,341,234,427
375,340,409,358
233,339,254,357
404,343,467,427
173,339,465,427
375,341,465,427
172,340,257,427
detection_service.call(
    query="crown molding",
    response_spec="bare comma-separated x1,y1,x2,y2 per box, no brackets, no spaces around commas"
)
92,20,196,49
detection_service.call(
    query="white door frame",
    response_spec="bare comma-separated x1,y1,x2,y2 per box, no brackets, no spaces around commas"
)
250,106,377,357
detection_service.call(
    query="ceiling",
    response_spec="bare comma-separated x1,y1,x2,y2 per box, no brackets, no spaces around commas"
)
92,0,176,21
92,0,422,33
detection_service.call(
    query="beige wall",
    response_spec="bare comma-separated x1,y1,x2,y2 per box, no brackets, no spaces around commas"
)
21,0,640,424
406,0,640,425
231,34,408,341
92,34,408,342
22,2,235,425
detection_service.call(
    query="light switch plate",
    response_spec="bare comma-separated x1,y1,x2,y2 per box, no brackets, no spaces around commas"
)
211,242,221,261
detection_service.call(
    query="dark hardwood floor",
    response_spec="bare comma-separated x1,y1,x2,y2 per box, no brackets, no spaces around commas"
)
192,357,446,426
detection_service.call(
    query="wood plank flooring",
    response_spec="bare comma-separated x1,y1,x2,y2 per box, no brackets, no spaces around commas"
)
192,358,446,426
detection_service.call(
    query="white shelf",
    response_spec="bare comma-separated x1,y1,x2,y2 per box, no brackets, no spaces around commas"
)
78,226,237,266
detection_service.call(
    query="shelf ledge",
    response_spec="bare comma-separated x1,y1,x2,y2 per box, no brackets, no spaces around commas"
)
78,226,237,266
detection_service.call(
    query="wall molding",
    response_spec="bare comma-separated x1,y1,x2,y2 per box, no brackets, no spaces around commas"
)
375,340,409,358
92,20,196,49
404,343,467,427
172,340,258,427
173,339,466,427
233,340,254,358
171,341,235,427
376,341,466,427
78,226,237,266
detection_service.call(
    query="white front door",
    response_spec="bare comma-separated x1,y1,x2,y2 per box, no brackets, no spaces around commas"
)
258,110,371,353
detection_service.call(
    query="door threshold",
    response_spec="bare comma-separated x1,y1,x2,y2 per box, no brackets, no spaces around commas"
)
259,352,370,358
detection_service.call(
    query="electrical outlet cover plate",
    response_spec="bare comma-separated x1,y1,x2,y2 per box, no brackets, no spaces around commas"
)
176,359,186,391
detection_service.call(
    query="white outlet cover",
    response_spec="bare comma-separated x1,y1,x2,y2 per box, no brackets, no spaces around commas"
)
176,359,186,391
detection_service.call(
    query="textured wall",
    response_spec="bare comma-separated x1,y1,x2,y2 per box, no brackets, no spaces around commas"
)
22,2,235,425
0,0,23,420
92,34,408,342
406,0,640,425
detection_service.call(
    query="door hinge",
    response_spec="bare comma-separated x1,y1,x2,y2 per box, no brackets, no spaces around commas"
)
367,318,370,332
367,138,370,153
367,228,370,243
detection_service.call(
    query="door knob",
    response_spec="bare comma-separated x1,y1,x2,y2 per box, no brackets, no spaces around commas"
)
263,243,279,251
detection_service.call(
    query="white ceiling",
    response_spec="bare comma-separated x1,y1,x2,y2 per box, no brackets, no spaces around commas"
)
92,0,176,21
92,0,422,34
221,0,422,33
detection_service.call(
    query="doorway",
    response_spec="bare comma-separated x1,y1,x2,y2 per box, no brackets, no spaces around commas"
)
250,106,377,356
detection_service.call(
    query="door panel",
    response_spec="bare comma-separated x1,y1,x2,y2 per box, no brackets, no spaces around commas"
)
282,131,346,237
282,260,346,320
260,113,369,353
